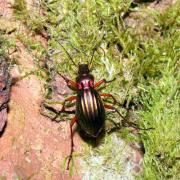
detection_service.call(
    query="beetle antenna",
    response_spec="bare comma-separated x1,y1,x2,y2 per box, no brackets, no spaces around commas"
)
57,40,78,67
89,48,96,67
58,39,88,57
89,33,105,68
69,43,88,57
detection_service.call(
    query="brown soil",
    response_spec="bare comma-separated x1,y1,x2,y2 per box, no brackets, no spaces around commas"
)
0,1,81,179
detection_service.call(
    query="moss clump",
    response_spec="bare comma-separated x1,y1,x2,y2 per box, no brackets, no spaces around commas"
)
13,0,27,17
139,68,180,179
13,0,47,35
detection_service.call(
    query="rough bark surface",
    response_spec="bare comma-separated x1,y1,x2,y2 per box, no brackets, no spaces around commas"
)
0,57,11,132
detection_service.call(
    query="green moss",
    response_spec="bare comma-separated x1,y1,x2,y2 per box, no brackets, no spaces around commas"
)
138,68,180,179
13,0,47,35
0,29,16,58
13,0,27,14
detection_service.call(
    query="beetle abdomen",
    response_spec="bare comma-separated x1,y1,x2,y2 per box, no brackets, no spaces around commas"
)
76,89,105,137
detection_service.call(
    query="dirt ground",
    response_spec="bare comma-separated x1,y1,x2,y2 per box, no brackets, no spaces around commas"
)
0,1,81,179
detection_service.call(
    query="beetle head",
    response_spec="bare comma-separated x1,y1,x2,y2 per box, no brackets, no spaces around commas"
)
78,63,90,75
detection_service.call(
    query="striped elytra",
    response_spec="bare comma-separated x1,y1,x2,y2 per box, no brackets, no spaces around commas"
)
76,88,105,137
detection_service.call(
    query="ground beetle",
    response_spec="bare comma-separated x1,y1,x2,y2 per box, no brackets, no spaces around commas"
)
45,42,147,170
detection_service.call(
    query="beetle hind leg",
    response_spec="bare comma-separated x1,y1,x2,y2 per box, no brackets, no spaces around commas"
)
104,104,153,130
66,116,77,170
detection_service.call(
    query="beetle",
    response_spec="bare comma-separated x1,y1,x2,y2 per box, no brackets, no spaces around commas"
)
58,63,125,170
43,42,149,170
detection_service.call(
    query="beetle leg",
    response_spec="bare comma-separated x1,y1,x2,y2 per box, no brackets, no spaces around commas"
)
104,104,153,130
42,105,75,122
104,104,125,119
58,73,78,90
52,96,76,121
101,94,130,111
94,78,115,89
67,116,77,170
100,93,124,106
42,96,76,121
61,96,76,111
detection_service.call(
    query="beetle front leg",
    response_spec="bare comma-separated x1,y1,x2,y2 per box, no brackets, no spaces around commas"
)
58,73,78,90
67,116,77,170
94,78,115,89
